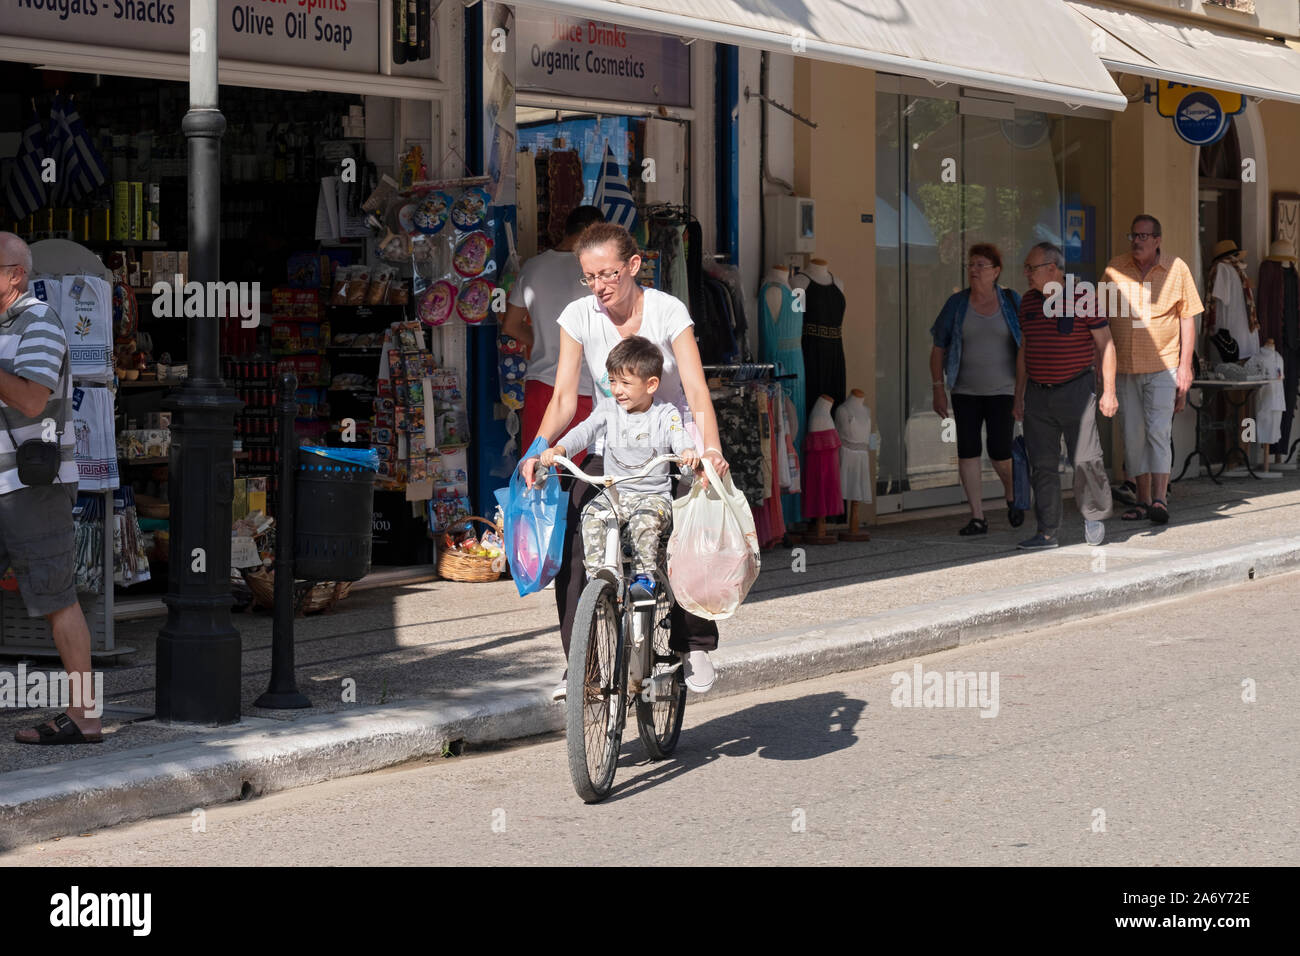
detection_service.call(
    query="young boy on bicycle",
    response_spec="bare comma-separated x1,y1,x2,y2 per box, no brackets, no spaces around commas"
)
539,335,699,600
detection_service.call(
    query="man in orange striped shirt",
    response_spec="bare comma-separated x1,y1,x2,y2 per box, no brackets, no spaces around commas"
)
1101,214,1203,525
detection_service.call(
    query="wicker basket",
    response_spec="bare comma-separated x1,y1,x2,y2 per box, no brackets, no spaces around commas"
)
241,568,353,615
437,515,504,583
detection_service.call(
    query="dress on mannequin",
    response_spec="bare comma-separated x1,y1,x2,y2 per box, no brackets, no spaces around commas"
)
802,395,842,520
834,393,876,504
759,271,807,433
1258,245,1299,455
1245,343,1285,445
793,267,846,413
760,267,806,526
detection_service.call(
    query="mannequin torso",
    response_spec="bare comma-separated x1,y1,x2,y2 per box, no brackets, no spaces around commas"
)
808,394,835,432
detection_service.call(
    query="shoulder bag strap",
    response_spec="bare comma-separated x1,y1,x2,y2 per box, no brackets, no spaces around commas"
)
2,345,69,447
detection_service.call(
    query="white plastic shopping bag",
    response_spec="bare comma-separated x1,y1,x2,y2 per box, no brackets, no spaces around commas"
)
667,459,760,620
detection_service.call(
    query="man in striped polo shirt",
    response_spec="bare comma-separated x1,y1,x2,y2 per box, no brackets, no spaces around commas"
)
0,232,101,744
1013,242,1118,550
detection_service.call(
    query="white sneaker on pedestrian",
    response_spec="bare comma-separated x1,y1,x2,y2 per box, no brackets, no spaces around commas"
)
1084,519,1105,546
551,670,567,701
682,650,715,693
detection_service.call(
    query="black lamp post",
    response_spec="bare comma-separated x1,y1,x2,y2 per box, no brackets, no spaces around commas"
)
155,0,244,723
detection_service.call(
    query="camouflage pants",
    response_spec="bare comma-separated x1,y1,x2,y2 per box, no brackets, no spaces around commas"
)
580,492,672,577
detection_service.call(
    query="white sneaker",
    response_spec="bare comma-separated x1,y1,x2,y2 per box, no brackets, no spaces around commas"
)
1084,519,1105,546
551,670,567,701
682,650,715,693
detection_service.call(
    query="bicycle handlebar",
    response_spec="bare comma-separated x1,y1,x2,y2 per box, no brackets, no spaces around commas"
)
542,454,682,488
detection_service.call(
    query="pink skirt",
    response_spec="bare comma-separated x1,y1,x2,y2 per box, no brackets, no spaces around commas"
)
802,429,843,519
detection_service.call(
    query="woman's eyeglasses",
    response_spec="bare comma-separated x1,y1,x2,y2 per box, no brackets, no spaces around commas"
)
579,268,623,287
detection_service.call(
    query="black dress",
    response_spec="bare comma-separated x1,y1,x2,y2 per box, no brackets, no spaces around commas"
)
798,272,847,419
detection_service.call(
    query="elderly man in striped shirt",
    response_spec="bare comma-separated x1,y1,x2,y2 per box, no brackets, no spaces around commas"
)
0,232,101,744
1013,242,1118,550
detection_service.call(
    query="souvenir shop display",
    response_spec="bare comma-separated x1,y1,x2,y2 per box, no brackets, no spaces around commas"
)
801,395,843,545
29,273,115,384
834,390,880,542
374,319,472,532
1257,240,1300,465
792,259,847,411
370,162,499,332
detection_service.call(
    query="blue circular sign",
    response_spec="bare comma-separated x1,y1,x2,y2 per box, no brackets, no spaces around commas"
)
1173,91,1229,146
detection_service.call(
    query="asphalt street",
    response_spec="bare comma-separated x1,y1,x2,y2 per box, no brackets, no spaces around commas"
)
5,573,1296,866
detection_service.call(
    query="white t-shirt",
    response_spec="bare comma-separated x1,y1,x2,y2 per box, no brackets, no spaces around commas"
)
1212,260,1260,361
556,287,695,416
507,249,593,395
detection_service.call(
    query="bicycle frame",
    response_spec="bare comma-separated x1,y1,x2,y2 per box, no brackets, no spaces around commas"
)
541,454,682,692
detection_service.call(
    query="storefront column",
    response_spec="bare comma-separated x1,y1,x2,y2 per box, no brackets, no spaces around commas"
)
156,0,244,724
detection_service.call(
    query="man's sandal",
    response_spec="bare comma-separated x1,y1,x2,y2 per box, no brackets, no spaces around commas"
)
958,518,988,535
1149,499,1169,525
14,712,103,745
1121,503,1150,521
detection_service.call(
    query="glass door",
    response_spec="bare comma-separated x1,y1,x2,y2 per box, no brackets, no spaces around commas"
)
875,92,1110,509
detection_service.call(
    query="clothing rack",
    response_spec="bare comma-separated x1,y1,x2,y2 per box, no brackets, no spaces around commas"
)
644,202,694,222
703,362,796,383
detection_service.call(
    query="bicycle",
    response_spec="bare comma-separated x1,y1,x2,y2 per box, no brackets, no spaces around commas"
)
539,453,689,803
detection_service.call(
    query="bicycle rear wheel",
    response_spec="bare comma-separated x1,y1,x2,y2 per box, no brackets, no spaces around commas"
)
635,575,686,759
566,577,626,802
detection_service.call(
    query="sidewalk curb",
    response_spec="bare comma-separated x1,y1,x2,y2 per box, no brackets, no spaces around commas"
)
3,535,1297,848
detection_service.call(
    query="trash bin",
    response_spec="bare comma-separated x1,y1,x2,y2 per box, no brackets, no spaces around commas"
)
294,446,379,581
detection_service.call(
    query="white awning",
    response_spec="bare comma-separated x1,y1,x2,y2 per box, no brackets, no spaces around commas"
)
523,0,1128,111
1069,1,1300,105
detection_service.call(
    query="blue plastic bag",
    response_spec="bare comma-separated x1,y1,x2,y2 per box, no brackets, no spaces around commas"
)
493,437,570,597
1011,434,1032,512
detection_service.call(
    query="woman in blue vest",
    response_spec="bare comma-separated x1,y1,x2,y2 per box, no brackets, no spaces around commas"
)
929,243,1023,535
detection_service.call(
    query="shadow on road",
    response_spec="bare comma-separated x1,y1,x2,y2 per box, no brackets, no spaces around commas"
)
603,691,866,803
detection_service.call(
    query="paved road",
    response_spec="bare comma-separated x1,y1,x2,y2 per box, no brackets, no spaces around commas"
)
6,574,1297,866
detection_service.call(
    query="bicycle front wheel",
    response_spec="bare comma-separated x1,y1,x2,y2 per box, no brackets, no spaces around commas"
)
566,577,626,803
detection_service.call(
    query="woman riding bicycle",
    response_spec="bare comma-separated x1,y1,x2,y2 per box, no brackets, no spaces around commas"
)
523,221,730,698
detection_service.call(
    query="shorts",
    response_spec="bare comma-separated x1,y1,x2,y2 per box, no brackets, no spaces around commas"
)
1117,368,1178,476
951,392,1015,461
0,483,79,617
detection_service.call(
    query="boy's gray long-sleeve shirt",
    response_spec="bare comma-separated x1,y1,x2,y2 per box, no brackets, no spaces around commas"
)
558,398,693,496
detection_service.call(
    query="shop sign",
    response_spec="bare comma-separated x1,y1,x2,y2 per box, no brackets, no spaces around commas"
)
1156,81,1245,146
2,0,379,74
514,5,690,106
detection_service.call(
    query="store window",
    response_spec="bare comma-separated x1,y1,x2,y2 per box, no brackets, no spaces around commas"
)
875,92,1110,504
0,61,442,607
513,109,689,255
